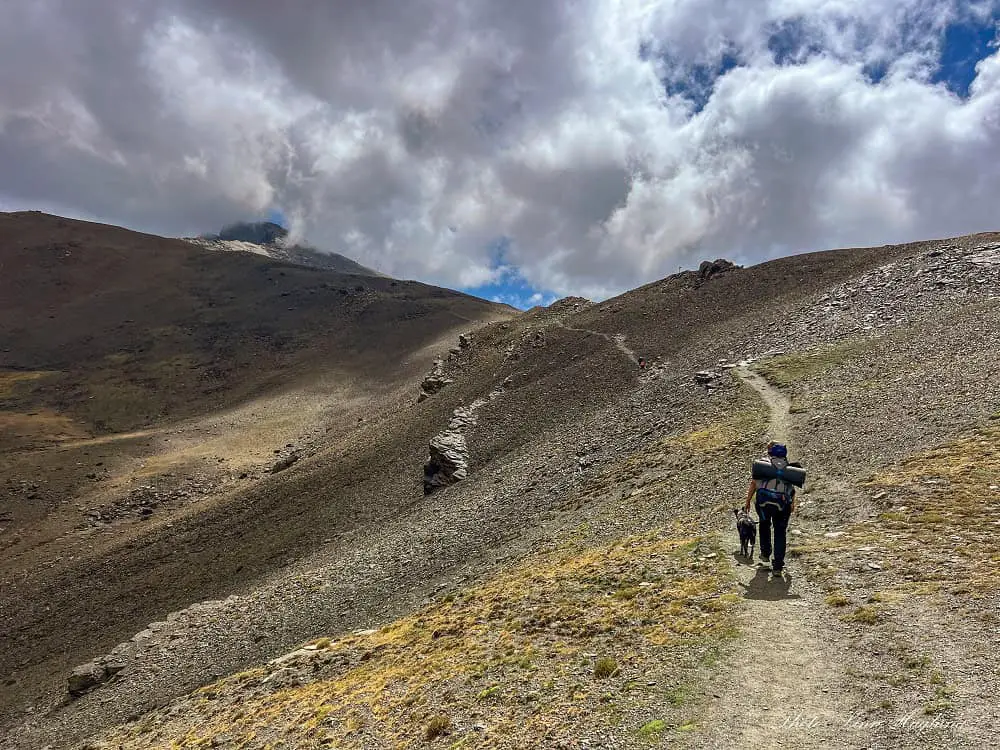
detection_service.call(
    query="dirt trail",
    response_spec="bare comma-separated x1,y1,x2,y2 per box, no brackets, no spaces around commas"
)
554,321,637,363
688,367,863,749
735,366,794,451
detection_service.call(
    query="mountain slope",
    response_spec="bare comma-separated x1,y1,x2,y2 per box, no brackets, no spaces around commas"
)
0,211,514,739
0,212,503,433
2,223,999,749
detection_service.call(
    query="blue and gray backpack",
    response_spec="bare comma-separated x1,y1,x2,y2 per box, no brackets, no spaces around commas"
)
756,444,794,512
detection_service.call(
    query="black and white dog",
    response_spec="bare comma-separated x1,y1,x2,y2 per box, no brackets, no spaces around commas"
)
733,508,758,559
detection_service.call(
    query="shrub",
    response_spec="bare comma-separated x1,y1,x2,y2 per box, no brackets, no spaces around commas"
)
425,714,451,740
594,657,619,679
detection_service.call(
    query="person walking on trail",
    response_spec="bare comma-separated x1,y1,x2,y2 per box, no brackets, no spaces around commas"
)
744,442,796,574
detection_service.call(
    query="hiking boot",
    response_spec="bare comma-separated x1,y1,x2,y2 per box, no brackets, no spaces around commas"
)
759,552,770,563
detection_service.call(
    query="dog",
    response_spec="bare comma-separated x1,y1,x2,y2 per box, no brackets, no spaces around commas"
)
733,508,757,558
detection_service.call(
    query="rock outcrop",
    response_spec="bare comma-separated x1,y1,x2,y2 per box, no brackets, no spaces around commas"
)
423,430,470,493
68,657,126,696
423,376,514,493
423,405,481,493
418,359,453,402
698,259,739,280
666,258,742,287
694,370,722,389
66,597,239,697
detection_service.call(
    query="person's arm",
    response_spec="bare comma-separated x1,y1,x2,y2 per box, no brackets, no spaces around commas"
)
744,479,756,512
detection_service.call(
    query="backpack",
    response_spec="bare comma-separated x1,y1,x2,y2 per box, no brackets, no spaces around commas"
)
756,459,794,512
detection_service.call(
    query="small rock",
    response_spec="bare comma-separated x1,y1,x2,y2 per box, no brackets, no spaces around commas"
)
694,370,721,385
270,453,300,474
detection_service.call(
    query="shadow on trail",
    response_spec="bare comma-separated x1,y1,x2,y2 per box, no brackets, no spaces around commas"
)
740,567,802,601
731,551,757,567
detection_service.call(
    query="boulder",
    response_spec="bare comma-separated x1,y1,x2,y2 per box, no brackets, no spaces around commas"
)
420,374,453,394
68,662,104,696
698,259,739,280
423,431,469,494
68,656,126,697
419,358,453,398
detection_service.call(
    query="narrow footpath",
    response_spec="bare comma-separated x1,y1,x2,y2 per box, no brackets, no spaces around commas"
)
553,321,638,363
686,367,864,749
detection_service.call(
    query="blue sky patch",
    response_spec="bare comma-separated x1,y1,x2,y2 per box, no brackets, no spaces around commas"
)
460,277,558,310
862,59,890,85
266,207,287,227
658,49,741,114
459,238,558,310
766,17,824,66
933,16,999,97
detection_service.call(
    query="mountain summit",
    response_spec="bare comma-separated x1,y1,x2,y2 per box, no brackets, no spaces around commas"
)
207,221,291,246
188,220,382,277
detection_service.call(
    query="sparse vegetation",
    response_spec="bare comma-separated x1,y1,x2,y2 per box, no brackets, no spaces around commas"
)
424,714,451,740
0,369,56,399
475,685,500,702
593,657,619,679
753,339,874,390
791,424,1000,604
665,685,691,705
99,530,738,749
824,592,851,607
923,683,956,715
841,605,879,625
638,719,667,740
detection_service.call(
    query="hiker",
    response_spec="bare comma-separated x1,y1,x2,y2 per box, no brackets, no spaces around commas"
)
744,442,796,573
638,356,647,370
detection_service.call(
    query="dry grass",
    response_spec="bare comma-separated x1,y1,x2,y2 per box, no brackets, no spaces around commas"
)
665,410,763,454
840,605,880,625
793,423,1000,597
0,369,56,398
593,657,619,679
424,714,451,740
101,530,739,749
565,406,766,514
753,339,874,391
862,424,1000,593
0,409,87,444
824,592,851,607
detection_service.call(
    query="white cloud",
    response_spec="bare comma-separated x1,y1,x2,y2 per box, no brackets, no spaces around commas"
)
1,0,999,298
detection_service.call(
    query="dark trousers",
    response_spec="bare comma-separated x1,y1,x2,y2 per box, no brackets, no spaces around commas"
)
755,501,792,569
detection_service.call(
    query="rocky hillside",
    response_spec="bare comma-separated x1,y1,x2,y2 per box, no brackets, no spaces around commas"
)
2,223,998,749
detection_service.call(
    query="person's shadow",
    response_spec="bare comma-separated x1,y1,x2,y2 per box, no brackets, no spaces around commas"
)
740,566,801,600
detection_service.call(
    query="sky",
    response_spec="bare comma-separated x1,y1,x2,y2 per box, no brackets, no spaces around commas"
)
1,1,999,309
